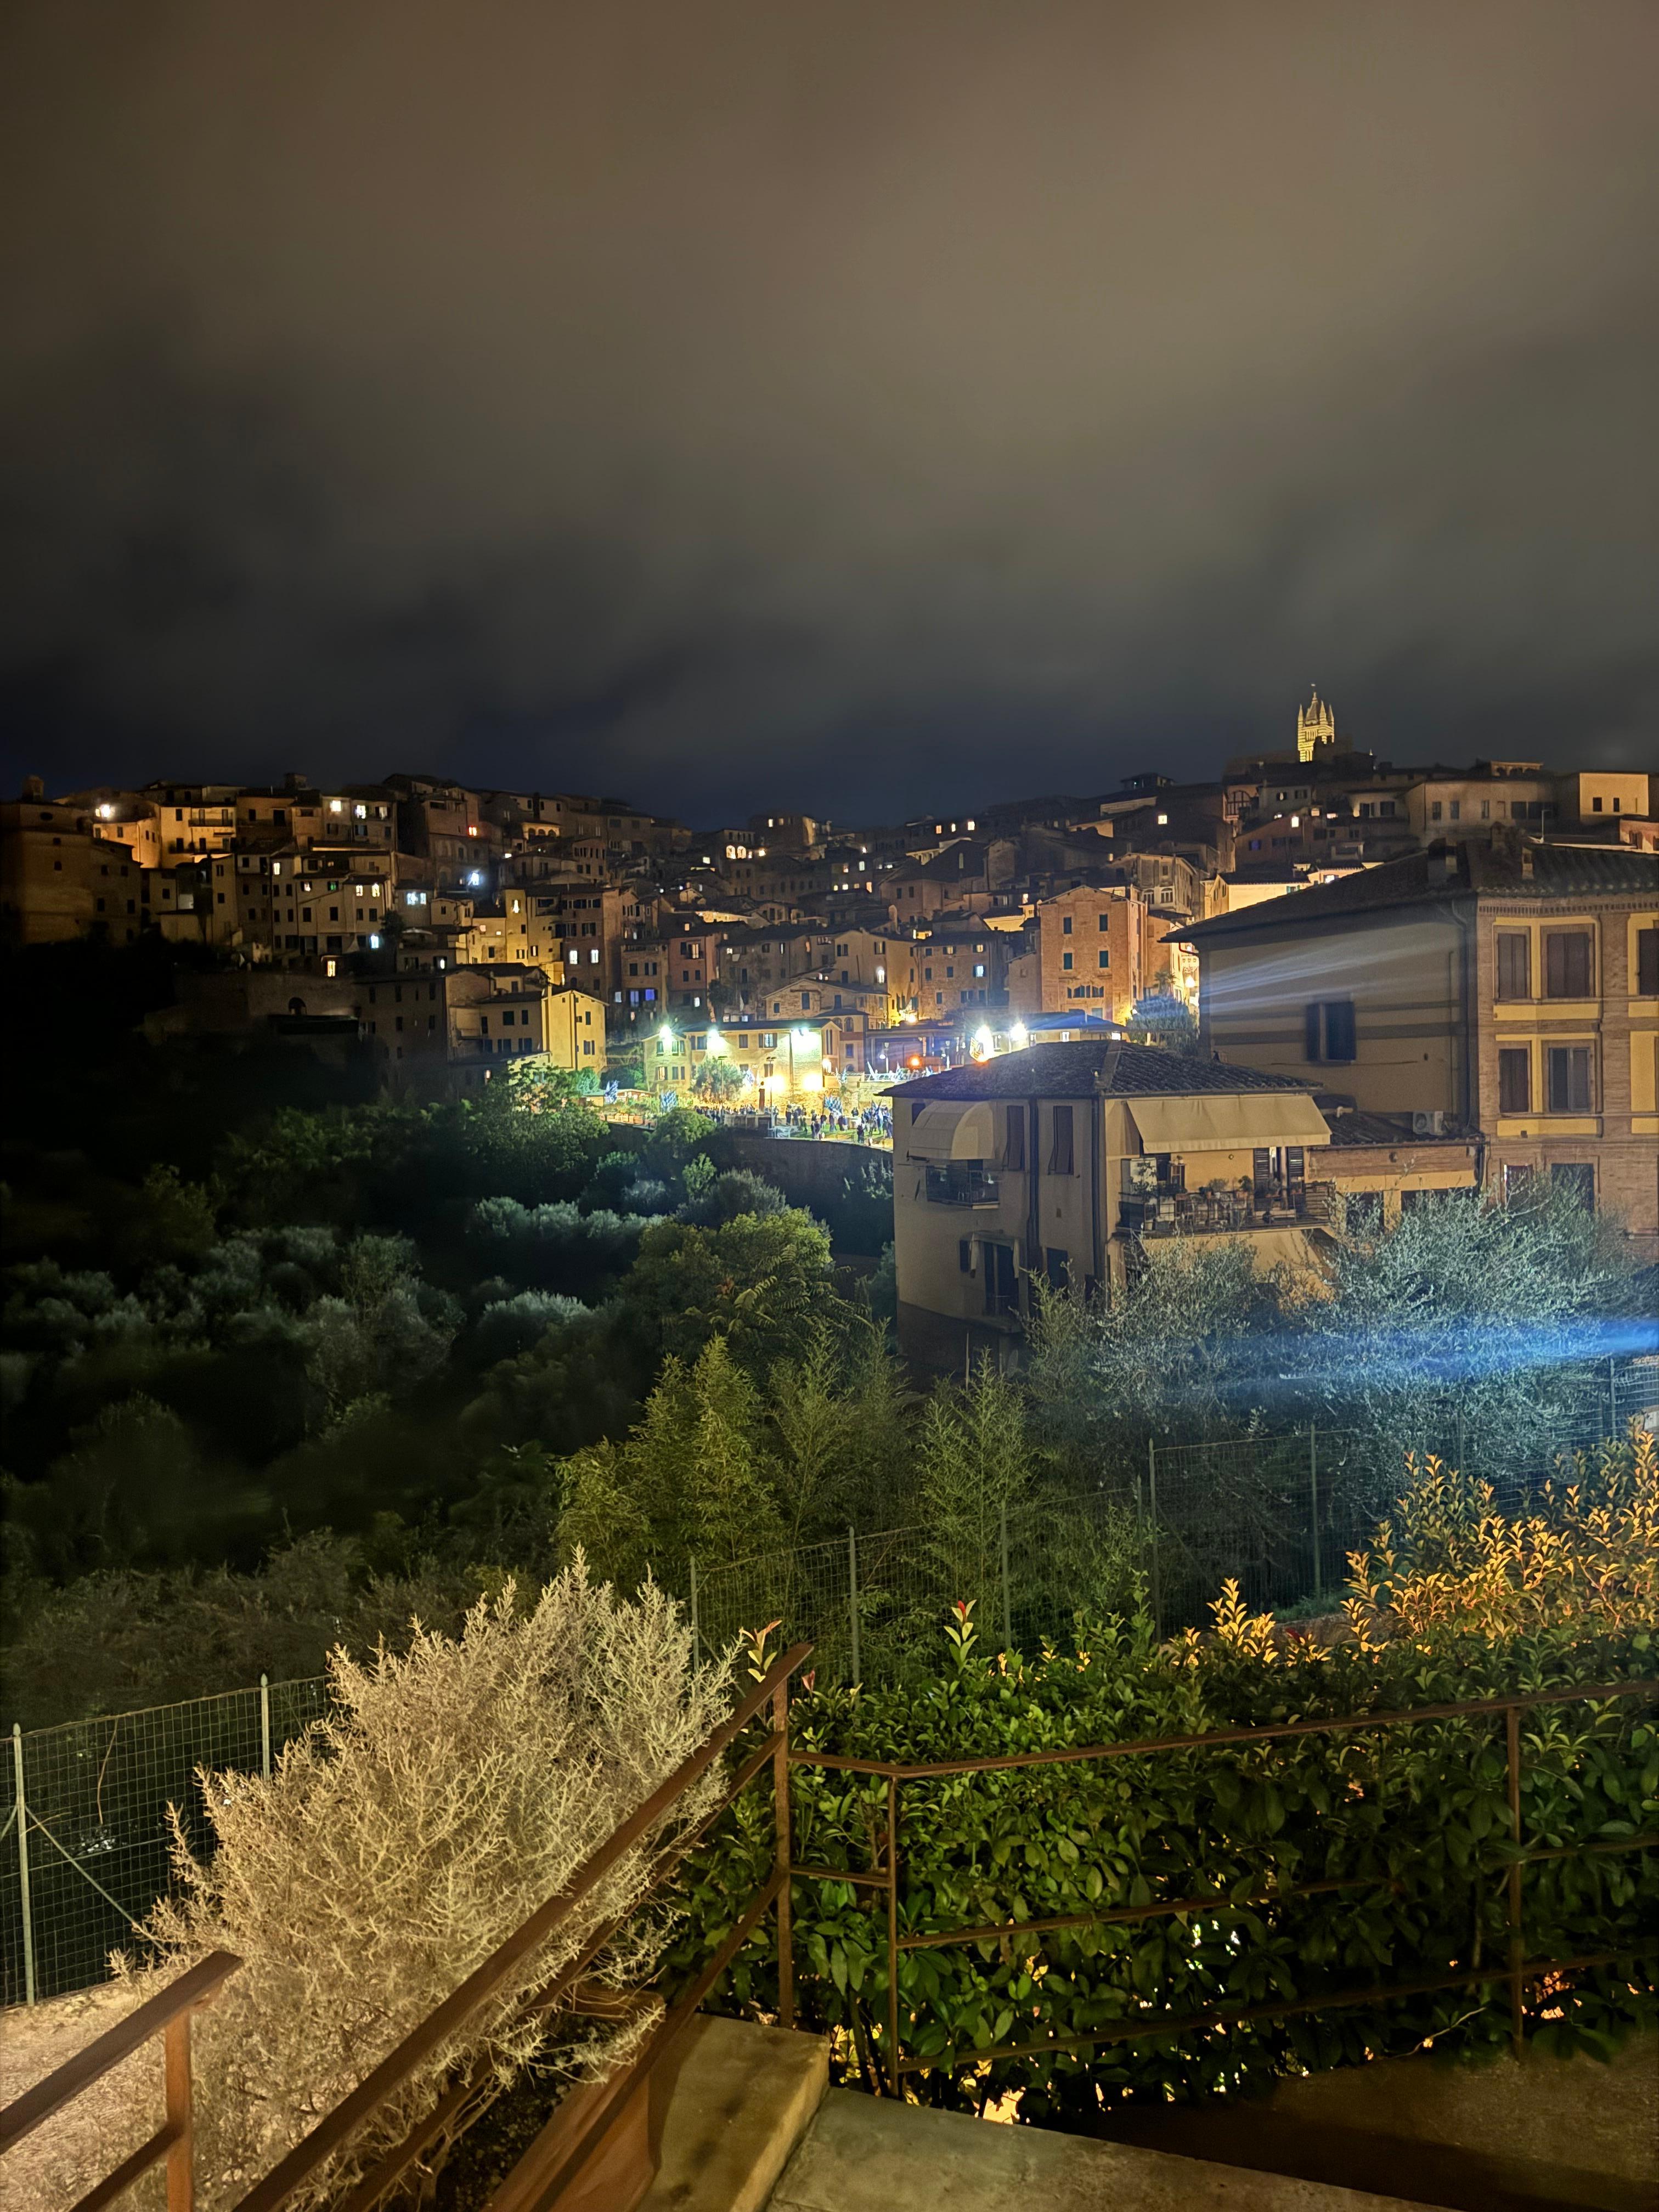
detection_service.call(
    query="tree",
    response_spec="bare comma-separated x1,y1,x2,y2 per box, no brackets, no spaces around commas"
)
768,1321,911,1542
483,1059,596,1116
692,1058,746,1104
558,1338,785,1584
618,1207,845,1375
298,1233,459,1415
641,1105,717,1179
1298,1183,1638,1489
1027,1237,1272,1473
917,1360,1039,1626
676,1167,788,1228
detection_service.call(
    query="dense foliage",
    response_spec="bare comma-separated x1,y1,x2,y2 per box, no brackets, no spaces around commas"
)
673,1433,1659,2121
1,944,885,1718
4,940,1649,1740
1028,1185,1644,1490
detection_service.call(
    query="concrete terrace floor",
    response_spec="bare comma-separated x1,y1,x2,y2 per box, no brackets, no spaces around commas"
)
767,2090,1460,2212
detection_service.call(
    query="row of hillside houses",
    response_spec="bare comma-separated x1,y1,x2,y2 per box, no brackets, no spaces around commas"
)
2,698,1651,1104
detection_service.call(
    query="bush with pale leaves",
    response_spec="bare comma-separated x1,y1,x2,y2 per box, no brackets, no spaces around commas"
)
65,1562,730,2211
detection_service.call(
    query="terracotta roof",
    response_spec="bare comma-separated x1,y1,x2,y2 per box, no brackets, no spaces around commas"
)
1175,842,1658,943
889,1040,1317,1101
1321,1109,1475,1148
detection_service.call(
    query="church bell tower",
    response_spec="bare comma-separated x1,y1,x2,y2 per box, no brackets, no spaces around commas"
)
1296,687,1336,763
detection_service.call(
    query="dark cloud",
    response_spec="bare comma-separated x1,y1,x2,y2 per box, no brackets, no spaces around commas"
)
3,0,1656,820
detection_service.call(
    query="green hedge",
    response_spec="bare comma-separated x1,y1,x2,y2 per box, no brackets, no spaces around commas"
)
670,1610,1658,2123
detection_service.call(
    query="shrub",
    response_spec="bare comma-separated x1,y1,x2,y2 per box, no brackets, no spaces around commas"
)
618,1208,844,1374
470,1290,591,1365
0,1532,492,1729
76,1567,731,2211
678,1169,787,1228
674,1440,1659,2122
1345,1427,1659,1651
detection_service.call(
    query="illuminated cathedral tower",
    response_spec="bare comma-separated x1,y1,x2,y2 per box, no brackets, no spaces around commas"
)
1296,686,1336,763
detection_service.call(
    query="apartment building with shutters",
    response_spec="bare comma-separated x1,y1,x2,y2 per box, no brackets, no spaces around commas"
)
1176,841,1659,1256
889,1041,1333,1370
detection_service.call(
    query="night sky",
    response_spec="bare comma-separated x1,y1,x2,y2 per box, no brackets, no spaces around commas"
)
4,2,1656,825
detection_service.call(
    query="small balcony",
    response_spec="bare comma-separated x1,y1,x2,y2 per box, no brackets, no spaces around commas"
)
923,1164,1001,1207
1119,1180,1336,1238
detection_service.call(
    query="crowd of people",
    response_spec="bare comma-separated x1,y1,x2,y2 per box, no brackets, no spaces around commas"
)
770,1097,893,1146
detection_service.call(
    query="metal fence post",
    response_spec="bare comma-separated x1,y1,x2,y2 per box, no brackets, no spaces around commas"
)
259,1674,272,1781
998,1500,1012,1654
1505,1704,1526,2058
1147,1438,1163,1642
689,1556,700,1671
1308,1423,1322,1605
12,1723,35,2007
884,1775,901,2094
847,1526,860,1686
772,1673,794,2032
1607,1355,1618,1440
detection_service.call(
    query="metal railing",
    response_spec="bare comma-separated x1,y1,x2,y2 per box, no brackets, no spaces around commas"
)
923,1165,1000,1206
784,1675,1659,2088
1119,1179,1338,1237
0,1949,240,2212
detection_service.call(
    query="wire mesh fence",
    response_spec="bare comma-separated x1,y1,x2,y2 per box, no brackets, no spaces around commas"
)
1,1673,330,2008
692,1351,1658,1683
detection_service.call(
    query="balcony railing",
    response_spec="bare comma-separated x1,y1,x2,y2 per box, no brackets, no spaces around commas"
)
923,1165,1001,1207
1120,1180,1336,1238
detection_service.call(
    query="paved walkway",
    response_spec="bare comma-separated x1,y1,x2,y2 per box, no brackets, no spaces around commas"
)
767,2091,1453,2212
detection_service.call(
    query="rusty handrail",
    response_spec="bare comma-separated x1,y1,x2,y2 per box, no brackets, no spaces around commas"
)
788,1672,1659,1778
233,1641,812,2212
0,1949,240,2212
786,1673,1659,2086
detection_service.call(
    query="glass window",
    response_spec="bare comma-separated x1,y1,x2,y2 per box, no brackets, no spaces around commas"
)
1545,1045,1593,1113
1637,927,1658,997
1543,932,1593,997
1305,1000,1356,1062
1495,933,1530,1000
1048,1104,1075,1175
1550,1161,1595,1210
1498,1048,1530,1114
1003,1108,1025,1172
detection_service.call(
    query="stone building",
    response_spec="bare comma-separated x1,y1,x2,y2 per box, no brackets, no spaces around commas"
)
1177,840,1659,1257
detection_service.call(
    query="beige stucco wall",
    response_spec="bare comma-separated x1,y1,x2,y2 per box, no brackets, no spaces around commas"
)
1199,909,1468,1118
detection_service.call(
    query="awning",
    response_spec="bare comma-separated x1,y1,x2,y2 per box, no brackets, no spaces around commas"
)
1126,1093,1329,1154
905,1101,997,1162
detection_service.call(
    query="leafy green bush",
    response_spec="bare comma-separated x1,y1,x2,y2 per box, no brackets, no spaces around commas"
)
672,1436,1658,2119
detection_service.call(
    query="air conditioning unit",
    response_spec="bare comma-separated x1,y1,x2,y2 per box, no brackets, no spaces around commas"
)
1411,1110,1446,1136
